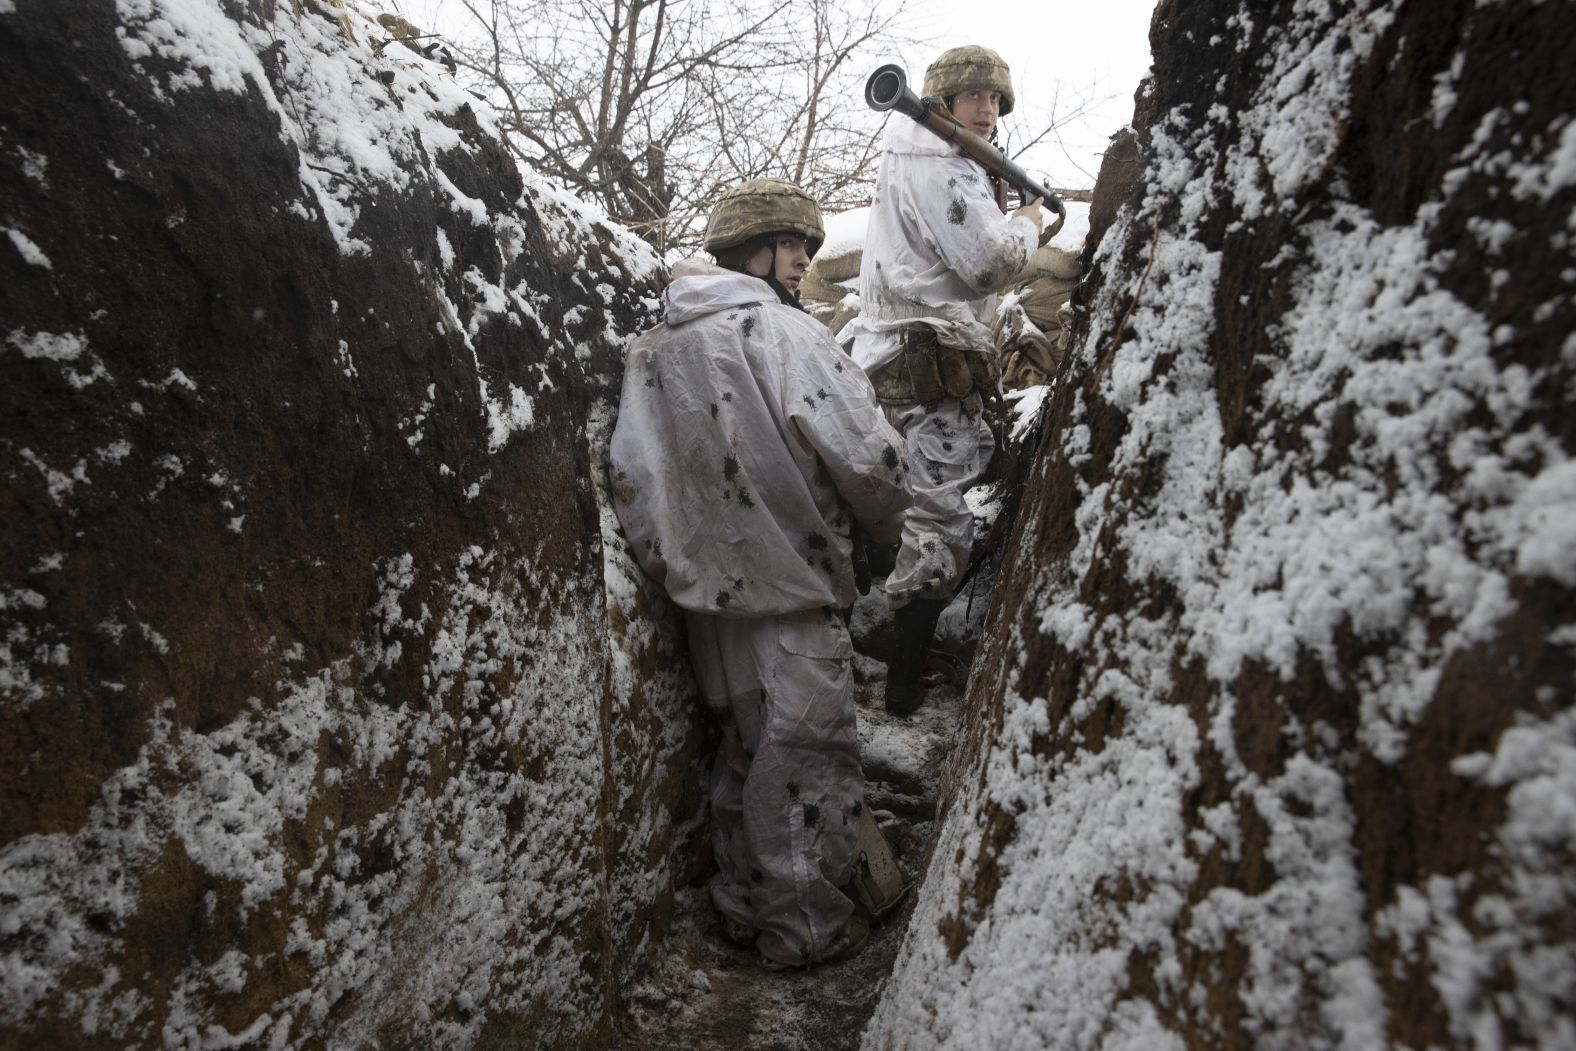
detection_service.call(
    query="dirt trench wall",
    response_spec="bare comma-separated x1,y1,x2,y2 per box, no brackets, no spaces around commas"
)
0,1,705,1047
867,0,1576,1048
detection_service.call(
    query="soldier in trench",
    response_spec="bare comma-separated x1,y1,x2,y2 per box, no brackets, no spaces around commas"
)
841,45,1056,717
610,179,913,969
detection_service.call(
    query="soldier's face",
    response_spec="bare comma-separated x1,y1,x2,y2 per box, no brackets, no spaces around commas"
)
743,234,812,296
950,88,1001,138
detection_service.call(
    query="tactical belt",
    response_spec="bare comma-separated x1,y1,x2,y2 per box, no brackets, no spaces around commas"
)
870,327,1001,406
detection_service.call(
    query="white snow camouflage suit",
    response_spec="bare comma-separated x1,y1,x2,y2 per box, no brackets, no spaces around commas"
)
610,261,912,965
840,117,1038,606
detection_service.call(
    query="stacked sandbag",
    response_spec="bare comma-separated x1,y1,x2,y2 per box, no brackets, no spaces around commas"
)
799,268,861,336
806,202,1091,387
993,242,1083,387
801,205,868,335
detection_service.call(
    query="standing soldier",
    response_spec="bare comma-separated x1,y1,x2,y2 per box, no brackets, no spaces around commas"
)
610,179,912,970
841,45,1050,718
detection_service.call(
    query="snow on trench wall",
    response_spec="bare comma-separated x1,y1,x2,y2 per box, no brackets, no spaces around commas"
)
0,0,704,1047
868,0,1576,1048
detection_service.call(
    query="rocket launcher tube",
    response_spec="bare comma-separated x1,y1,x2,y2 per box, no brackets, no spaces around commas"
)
864,63,1066,216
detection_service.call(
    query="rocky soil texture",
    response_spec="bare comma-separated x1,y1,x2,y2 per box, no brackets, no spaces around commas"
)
864,0,1576,1048
1,1,706,1046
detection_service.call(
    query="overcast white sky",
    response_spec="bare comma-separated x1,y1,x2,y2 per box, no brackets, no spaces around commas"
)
405,0,1155,191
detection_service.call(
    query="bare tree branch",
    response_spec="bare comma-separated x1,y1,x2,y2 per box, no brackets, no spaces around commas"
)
428,0,1099,248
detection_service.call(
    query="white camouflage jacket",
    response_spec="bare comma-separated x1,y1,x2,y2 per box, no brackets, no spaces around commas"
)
841,118,1039,374
610,262,912,616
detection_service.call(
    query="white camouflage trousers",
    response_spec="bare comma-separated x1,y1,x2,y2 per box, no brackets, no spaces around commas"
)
882,392,994,608
685,606,864,966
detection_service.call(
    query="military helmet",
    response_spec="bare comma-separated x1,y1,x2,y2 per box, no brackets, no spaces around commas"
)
703,178,825,257
923,45,1015,116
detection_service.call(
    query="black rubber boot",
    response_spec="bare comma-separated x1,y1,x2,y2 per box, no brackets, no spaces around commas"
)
883,598,947,717
864,538,898,580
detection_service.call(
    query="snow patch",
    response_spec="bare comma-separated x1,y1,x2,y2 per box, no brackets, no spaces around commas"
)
6,329,83,361
5,228,51,268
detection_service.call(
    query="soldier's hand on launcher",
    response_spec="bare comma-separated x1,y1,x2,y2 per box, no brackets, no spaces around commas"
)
1013,196,1045,235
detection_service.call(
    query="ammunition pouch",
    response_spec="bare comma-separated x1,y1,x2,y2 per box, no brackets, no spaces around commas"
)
871,327,1001,406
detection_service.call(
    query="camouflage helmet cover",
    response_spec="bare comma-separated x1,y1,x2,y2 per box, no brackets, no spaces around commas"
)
923,45,1015,116
703,178,825,256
